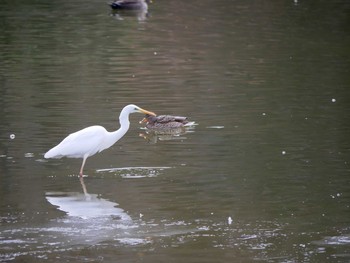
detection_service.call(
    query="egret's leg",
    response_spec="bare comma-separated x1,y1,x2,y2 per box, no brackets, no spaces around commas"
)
79,176,88,196
79,156,88,177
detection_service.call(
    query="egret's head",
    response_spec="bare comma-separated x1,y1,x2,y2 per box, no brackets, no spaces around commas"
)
123,104,156,116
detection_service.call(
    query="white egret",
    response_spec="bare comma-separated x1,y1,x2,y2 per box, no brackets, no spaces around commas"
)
44,104,156,177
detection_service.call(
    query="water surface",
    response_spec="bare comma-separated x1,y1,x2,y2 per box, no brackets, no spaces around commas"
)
1,0,350,262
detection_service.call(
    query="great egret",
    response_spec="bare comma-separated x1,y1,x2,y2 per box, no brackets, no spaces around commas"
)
140,114,194,129
44,104,156,177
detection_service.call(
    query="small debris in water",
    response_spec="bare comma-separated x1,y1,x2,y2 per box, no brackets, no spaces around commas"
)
282,151,286,155
330,193,342,199
331,98,336,103
228,216,233,225
10,134,15,140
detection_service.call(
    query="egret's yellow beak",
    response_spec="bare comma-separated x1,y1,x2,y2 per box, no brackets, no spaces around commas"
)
137,107,156,117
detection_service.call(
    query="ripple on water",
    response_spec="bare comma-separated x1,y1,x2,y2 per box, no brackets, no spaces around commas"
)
312,234,350,246
96,166,171,178
3,210,347,262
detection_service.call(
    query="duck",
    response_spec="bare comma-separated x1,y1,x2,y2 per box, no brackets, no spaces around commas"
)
140,114,194,129
109,0,150,10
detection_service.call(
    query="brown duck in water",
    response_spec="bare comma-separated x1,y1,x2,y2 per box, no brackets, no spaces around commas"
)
140,114,194,129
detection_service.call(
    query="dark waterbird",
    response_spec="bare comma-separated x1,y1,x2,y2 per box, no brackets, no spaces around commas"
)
140,114,194,129
109,0,150,10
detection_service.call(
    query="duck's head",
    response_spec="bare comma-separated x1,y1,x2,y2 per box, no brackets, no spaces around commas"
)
139,114,157,124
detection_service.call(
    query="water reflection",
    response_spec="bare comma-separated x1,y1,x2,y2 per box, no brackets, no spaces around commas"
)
1,0,349,261
139,127,194,144
0,177,138,261
0,174,204,262
45,178,131,220
110,9,149,21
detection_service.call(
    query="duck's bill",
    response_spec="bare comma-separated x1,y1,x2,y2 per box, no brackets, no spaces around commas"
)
139,117,148,124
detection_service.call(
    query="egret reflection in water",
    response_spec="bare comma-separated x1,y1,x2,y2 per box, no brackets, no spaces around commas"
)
46,177,131,221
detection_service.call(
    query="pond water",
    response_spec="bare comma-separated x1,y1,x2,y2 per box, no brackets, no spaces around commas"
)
1,0,350,262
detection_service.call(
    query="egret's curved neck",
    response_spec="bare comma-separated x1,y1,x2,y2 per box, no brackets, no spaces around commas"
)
117,113,130,136
103,112,131,150
103,108,130,153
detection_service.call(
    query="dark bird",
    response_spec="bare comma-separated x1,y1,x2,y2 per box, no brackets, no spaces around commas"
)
109,0,150,10
140,114,194,129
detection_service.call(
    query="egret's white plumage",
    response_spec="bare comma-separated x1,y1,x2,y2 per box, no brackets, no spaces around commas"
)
44,104,156,176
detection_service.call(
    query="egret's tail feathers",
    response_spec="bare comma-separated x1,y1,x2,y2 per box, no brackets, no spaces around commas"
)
44,150,54,159
44,147,62,159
